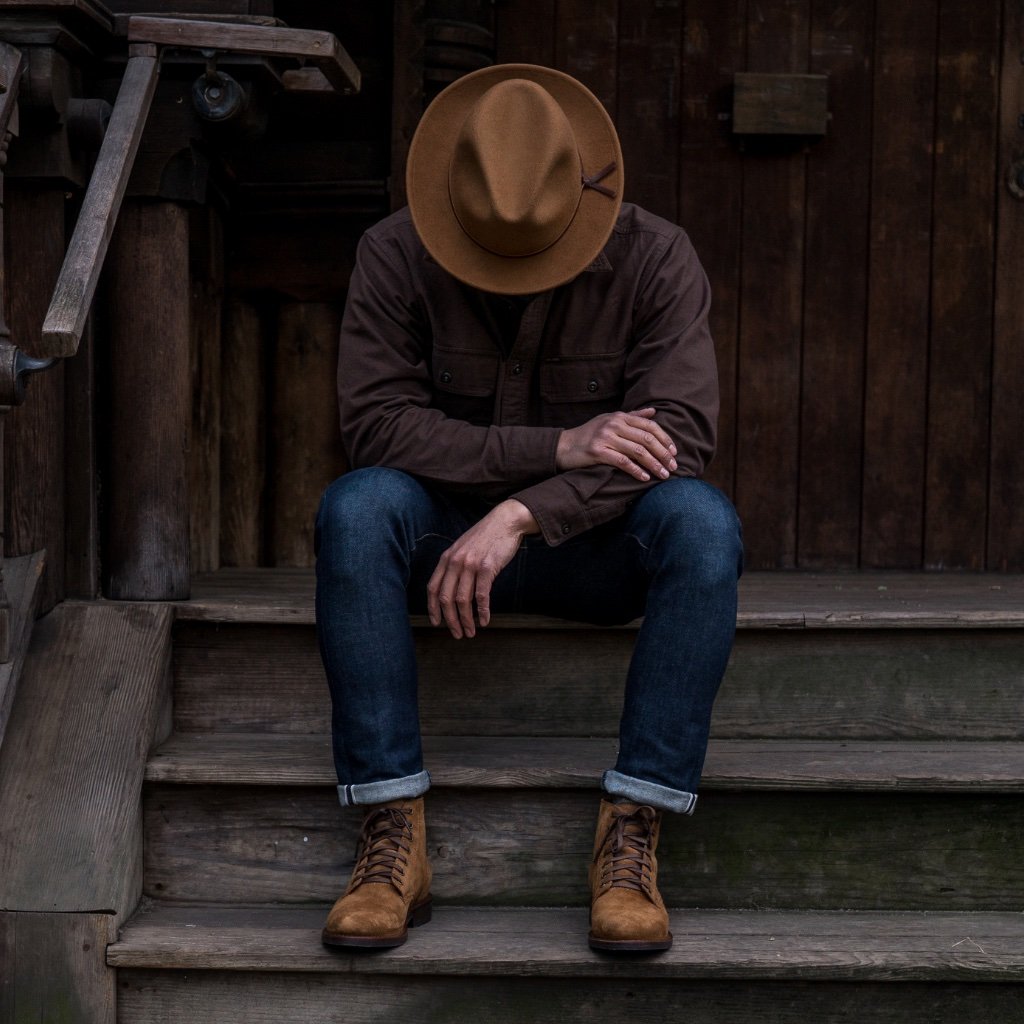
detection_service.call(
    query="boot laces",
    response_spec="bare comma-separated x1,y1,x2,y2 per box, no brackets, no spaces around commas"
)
597,805,658,896
349,806,414,892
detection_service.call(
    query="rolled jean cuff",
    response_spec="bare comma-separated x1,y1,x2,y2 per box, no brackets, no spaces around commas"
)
602,769,698,815
336,770,431,808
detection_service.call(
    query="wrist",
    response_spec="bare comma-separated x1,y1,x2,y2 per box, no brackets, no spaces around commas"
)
497,498,540,535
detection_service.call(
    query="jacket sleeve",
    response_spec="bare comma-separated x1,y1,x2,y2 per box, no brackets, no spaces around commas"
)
338,232,563,486
510,231,719,546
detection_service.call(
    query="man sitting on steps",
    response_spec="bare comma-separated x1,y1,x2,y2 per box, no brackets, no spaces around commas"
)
314,63,743,953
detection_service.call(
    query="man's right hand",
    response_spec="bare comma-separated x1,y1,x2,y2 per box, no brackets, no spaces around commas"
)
555,407,677,482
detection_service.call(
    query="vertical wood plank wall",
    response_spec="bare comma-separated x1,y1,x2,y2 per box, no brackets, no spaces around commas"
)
207,0,1021,572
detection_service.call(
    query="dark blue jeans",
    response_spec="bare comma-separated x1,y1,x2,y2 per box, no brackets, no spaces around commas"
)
314,468,742,814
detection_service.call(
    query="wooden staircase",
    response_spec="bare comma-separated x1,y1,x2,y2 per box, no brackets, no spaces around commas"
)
108,569,1024,1021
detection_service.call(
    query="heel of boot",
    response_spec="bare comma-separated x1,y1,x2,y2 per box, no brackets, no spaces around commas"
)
409,898,432,928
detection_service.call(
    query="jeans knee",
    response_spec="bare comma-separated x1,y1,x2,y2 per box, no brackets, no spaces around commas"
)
315,467,423,558
635,479,743,586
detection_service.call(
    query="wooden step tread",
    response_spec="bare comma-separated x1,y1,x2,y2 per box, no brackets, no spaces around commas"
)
171,568,1024,628
145,734,1024,791
108,903,1024,980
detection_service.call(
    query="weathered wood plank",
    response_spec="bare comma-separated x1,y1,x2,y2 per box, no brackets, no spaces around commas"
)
389,0,424,212
0,553,44,752
114,966,1024,1023
143,784,1024,909
861,1,936,568
925,3,1000,569
41,54,159,356
0,912,115,1023
219,294,266,566
145,734,1024,793
554,0,617,119
988,0,1024,571
680,0,744,501
798,0,872,567
188,204,224,575
617,0,681,220
177,568,1024,628
0,603,171,917
172,621,1024,739
3,183,66,613
495,0,554,65
110,904,1024,982
733,1,809,568
105,200,191,600
270,301,346,567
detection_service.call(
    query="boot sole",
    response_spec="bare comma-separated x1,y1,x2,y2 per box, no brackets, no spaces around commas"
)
588,931,673,953
321,897,433,950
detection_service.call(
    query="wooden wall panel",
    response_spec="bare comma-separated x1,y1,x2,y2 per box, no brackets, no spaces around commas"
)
989,0,1024,570
495,0,555,65
680,0,745,501
554,0,618,118
733,1,809,568
797,0,873,567
861,2,936,568
617,0,682,221
925,2,1000,569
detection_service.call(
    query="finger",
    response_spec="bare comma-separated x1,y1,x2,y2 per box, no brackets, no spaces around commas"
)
625,411,676,456
426,558,446,626
619,425,677,474
475,570,494,628
454,564,478,638
437,562,463,639
597,444,652,481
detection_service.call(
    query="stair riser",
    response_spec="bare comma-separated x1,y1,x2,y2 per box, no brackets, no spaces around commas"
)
143,784,1024,910
117,971,1024,1023
173,623,1024,739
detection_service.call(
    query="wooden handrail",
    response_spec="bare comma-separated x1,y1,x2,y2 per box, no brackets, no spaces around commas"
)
41,48,158,358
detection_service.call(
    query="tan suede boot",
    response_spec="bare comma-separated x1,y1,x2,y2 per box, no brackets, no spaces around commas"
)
588,799,672,951
321,797,432,949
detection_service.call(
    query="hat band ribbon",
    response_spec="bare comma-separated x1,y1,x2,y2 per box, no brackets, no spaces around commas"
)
581,160,617,199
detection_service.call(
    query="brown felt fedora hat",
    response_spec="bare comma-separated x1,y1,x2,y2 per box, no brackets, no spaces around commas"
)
407,64,623,295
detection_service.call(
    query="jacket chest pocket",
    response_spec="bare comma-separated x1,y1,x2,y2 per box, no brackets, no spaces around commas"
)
540,356,625,424
431,347,498,424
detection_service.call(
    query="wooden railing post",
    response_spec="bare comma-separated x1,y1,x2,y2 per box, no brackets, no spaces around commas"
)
105,199,191,600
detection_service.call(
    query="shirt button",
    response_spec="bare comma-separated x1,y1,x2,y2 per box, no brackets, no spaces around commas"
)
561,523,571,535
586,379,599,393
440,370,453,384
512,362,524,375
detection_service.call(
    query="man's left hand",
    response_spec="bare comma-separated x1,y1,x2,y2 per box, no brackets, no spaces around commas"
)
427,499,538,639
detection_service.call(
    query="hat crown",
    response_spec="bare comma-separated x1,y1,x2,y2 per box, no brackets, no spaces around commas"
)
448,79,581,259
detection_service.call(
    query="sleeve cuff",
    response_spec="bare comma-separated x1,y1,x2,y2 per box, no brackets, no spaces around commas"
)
510,475,588,547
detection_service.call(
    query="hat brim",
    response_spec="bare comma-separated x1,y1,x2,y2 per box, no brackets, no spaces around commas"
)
407,64,623,296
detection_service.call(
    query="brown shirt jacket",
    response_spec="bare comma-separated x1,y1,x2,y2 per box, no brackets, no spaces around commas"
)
338,202,719,546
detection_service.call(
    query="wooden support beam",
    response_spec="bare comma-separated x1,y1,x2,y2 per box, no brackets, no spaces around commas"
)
105,200,191,600
0,551,44,751
41,52,158,358
127,15,360,95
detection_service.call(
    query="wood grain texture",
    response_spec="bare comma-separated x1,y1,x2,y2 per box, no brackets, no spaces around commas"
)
798,0,872,567
0,912,115,1024
3,183,66,614
389,0,424,212
617,0,681,220
988,0,1024,571
171,620,1024,740
555,0,617,119
0,602,171,917
925,3,1000,569
495,0,555,65
219,295,266,566
177,567,1024,627
110,904,1024,981
188,203,224,574
142,784,1024,909
145,733,1024,792
733,0,808,568
63,313,99,597
113,968,1024,1022
0,553,44,752
680,0,744,500
41,53,158,356
861,1,936,568
105,200,191,600
270,301,346,567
